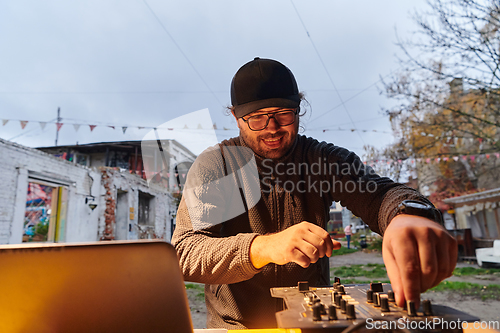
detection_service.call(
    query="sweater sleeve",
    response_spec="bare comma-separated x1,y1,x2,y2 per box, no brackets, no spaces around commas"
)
307,138,434,236
171,198,262,284
171,145,263,284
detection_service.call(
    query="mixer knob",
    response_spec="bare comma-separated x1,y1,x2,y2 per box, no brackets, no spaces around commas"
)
407,300,417,317
331,291,338,304
334,277,341,284
298,281,309,292
380,296,390,312
335,294,342,307
338,285,345,295
346,304,356,319
373,292,380,307
423,299,433,316
312,304,322,321
366,290,373,303
340,298,347,314
319,302,326,315
370,282,384,292
387,290,395,302
328,305,337,320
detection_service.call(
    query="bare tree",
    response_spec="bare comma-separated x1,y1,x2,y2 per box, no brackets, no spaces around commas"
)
380,0,500,199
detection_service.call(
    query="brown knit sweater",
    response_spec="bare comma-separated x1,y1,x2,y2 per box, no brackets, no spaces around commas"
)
171,135,432,329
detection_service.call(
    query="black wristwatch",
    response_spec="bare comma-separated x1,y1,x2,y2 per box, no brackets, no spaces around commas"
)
394,200,443,225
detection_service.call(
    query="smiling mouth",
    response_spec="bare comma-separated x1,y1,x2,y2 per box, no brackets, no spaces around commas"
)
262,136,283,147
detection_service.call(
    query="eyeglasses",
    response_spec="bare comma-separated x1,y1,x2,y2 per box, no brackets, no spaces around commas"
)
241,108,299,131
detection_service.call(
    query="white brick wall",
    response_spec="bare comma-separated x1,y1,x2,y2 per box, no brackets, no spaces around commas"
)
96,168,174,242
1,138,175,245
0,138,102,244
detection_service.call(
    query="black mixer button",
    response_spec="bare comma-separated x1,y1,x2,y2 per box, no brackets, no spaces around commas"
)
380,296,390,312
387,290,395,302
423,299,433,316
298,281,309,292
346,304,356,319
340,298,347,313
373,292,380,307
334,294,342,307
338,285,345,295
407,300,417,317
312,304,322,321
328,305,337,320
366,290,373,303
331,291,338,304
370,282,384,292
320,303,326,315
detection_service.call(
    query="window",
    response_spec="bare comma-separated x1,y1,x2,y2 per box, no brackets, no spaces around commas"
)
138,192,155,226
24,182,68,242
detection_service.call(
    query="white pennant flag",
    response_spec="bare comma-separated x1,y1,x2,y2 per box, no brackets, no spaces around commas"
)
39,122,46,130
73,124,80,132
122,126,127,134
2,119,8,126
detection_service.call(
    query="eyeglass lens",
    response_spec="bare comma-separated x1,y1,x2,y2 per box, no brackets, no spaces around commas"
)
247,111,296,130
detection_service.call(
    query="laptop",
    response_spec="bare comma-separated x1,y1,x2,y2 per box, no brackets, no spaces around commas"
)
0,240,194,333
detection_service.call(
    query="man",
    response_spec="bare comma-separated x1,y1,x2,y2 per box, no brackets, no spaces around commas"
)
344,224,352,249
172,57,457,329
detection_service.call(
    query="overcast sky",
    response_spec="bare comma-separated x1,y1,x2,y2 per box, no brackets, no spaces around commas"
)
0,0,428,156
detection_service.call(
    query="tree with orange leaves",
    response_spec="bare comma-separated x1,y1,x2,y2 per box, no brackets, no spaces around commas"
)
379,0,500,206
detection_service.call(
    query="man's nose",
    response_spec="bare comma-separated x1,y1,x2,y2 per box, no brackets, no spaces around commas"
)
266,115,280,131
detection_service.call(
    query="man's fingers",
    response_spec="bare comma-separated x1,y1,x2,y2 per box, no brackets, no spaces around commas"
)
382,243,405,307
301,232,330,258
431,235,456,288
293,239,321,264
290,248,311,268
304,223,334,256
448,239,458,276
417,233,438,291
391,235,421,309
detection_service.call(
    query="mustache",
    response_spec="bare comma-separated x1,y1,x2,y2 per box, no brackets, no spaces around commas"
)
259,132,287,140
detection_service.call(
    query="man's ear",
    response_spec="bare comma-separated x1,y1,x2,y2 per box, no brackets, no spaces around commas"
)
231,110,242,129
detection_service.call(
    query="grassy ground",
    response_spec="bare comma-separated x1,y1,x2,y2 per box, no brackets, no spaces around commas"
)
185,283,205,301
431,281,500,300
330,263,500,300
332,263,387,278
331,247,358,256
452,267,500,276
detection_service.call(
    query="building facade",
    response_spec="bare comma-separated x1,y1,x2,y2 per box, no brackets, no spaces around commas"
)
0,138,194,245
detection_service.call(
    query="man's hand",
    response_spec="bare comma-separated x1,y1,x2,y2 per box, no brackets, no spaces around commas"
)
382,215,458,308
250,221,341,269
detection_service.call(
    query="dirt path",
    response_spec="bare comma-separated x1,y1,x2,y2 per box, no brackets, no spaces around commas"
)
187,251,500,329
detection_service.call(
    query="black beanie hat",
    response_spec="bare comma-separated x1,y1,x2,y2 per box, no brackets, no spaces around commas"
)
230,57,300,118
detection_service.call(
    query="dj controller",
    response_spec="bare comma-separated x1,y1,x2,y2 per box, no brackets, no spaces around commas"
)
270,279,480,333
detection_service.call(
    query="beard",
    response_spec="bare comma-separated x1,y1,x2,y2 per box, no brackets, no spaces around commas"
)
240,126,298,160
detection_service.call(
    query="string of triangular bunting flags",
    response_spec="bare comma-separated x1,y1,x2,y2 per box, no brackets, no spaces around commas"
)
0,118,234,133
2,118,400,134
364,152,500,166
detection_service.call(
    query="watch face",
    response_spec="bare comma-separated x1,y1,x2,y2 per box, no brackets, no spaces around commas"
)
405,200,429,209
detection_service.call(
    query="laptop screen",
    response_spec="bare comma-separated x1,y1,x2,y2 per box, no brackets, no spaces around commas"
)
0,240,193,333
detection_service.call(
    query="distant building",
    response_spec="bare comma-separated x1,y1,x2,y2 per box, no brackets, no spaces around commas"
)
327,202,343,233
444,188,500,258
0,138,196,245
37,140,196,192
